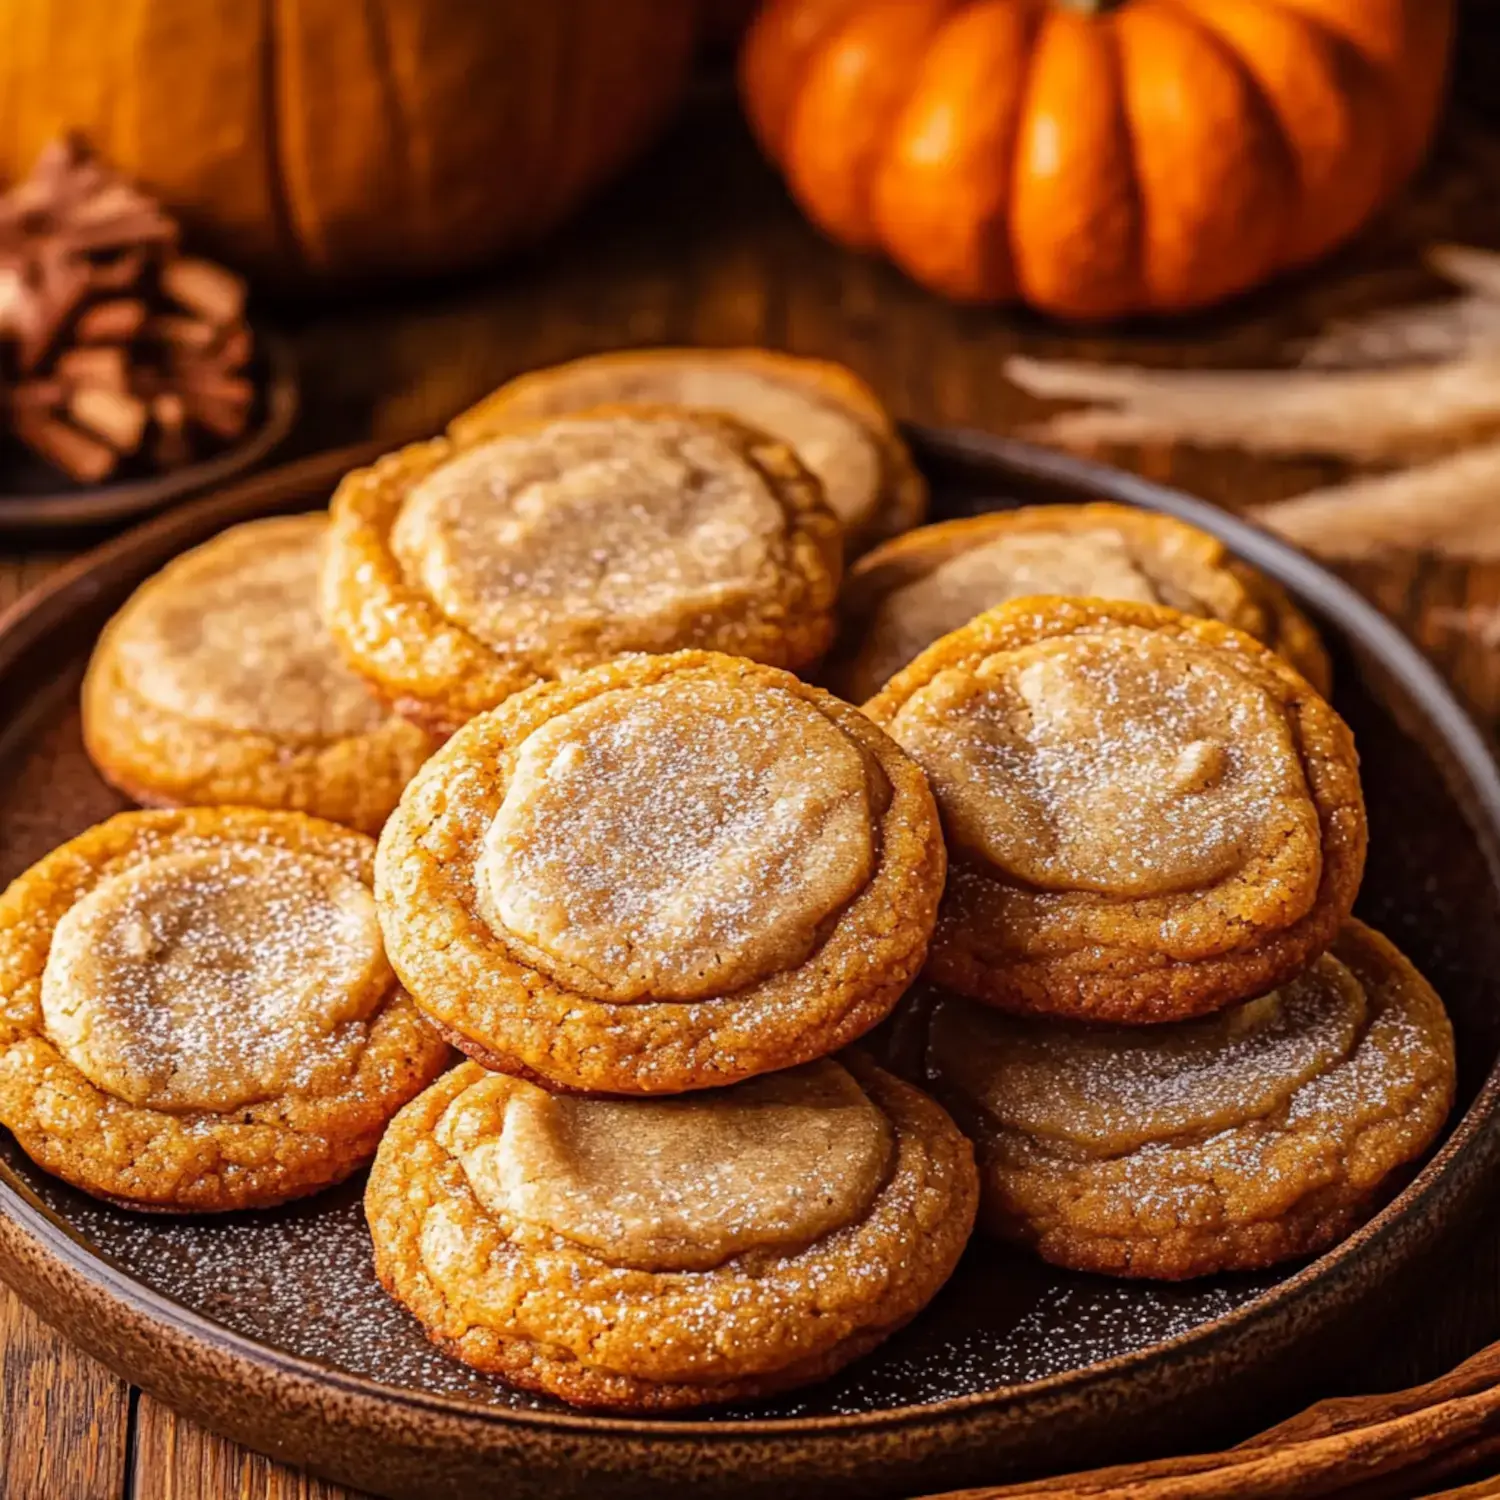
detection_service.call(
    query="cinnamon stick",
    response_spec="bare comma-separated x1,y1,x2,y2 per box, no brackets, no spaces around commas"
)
0,132,264,482
161,255,246,325
910,1341,1500,1500
68,386,147,451
74,297,147,342
11,411,117,482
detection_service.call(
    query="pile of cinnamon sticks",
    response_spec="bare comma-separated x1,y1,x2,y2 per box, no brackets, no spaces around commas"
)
0,136,256,486
916,1336,1500,1499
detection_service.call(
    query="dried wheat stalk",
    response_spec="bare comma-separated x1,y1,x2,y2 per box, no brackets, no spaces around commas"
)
1252,440,1500,560
1007,353,1500,463
1301,247,1500,368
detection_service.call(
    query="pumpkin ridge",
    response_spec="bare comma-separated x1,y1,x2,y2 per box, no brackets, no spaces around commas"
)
1171,0,1389,267
359,0,417,228
261,0,300,272
1157,0,1302,266
1100,13,1147,320
1008,6,1083,307
742,0,870,164
928,0,1041,301
739,0,1448,316
1119,0,1298,308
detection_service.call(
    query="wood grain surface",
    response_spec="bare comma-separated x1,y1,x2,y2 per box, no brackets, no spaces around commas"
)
5,56,1500,1500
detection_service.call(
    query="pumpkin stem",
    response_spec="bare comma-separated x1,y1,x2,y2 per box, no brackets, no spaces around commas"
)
1052,0,1127,13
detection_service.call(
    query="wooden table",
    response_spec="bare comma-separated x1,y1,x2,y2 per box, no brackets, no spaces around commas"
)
6,78,1500,1500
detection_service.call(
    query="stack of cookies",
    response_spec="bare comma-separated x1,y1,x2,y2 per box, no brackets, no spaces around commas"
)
0,346,1457,1414
844,507,1454,1281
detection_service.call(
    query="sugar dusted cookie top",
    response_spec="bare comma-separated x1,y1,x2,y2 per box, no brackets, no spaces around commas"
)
82,515,435,833
324,406,843,736
376,650,945,1095
866,598,1366,1024
365,1055,977,1410
444,1060,892,1272
479,674,880,1001
926,922,1455,1280
448,346,926,553
0,808,450,1212
831,504,1330,703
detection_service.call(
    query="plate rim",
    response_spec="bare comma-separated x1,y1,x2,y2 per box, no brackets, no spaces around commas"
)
2,424,1500,1446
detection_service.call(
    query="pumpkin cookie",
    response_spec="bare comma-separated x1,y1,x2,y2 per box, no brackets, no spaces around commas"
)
830,504,1331,702
924,922,1455,1280
366,1054,977,1409
82,515,436,834
0,808,451,1212
1229,561,1333,700
865,599,1366,1023
450,347,926,554
323,406,842,736
377,650,945,1094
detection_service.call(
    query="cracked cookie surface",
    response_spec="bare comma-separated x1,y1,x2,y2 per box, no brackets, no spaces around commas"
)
923,922,1454,1279
376,651,945,1094
0,808,451,1211
365,1054,977,1409
865,599,1365,1023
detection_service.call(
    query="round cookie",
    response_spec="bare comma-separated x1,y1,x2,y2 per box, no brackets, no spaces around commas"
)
829,504,1331,703
376,650,945,1094
82,514,436,834
449,347,926,555
924,921,1455,1279
0,808,452,1212
323,405,843,737
366,1053,977,1409
865,598,1366,1023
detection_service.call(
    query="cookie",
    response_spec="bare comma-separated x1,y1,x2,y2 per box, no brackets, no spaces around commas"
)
449,347,926,554
0,808,451,1212
1228,560,1333,699
829,504,1331,702
323,405,843,737
82,515,436,834
376,650,945,1094
923,922,1455,1279
865,599,1366,1023
366,1054,977,1409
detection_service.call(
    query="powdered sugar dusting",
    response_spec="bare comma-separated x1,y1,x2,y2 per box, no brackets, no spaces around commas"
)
933,960,1365,1157
893,628,1312,897
41,842,390,1113
450,1063,892,1272
863,531,1166,692
118,515,388,741
390,414,785,658
480,678,874,999
487,358,882,531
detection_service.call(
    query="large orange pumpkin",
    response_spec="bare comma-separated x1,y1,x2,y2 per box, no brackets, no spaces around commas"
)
0,1,698,284
741,0,1453,319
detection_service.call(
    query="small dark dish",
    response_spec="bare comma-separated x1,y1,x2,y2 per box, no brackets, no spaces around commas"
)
1,426,1498,1500
0,331,298,531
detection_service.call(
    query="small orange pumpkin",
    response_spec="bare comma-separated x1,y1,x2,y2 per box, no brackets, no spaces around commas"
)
741,0,1453,319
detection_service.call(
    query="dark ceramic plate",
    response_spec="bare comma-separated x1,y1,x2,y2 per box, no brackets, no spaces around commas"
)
2,428,1499,1500
0,332,298,531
